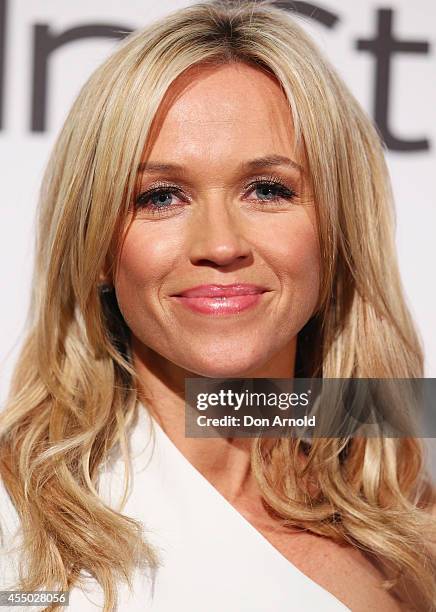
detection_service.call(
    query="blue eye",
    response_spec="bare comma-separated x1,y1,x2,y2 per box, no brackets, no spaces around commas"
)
251,181,296,202
149,191,174,208
134,176,297,216
135,187,181,210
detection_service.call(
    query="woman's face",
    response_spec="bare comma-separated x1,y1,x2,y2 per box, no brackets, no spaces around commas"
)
113,62,320,378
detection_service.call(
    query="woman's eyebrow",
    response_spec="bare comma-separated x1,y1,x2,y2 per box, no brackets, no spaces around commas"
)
137,155,304,175
241,155,304,175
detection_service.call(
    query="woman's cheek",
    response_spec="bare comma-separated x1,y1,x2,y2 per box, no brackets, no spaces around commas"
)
117,221,182,287
114,223,182,328
258,211,320,284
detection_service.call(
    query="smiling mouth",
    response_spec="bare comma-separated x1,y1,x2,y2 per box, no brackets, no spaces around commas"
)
172,283,267,298
170,283,270,316
171,291,269,315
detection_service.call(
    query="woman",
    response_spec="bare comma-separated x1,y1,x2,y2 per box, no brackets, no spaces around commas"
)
1,0,435,610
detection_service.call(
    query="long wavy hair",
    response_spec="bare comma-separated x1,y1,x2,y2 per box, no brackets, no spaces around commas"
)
1,0,435,610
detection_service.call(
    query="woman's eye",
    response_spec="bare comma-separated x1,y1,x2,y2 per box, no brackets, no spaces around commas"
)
247,180,296,203
135,187,184,214
134,179,297,216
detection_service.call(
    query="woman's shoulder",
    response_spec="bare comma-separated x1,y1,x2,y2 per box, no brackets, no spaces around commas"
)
268,527,406,611
244,506,406,612
280,497,436,611
308,536,406,611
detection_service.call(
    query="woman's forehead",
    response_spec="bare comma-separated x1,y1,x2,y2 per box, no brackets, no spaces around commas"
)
141,62,305,174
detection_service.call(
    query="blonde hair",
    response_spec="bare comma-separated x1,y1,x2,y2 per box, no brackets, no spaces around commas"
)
1,0,435,609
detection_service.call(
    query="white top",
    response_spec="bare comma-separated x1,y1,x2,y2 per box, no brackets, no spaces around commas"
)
0,403,350,611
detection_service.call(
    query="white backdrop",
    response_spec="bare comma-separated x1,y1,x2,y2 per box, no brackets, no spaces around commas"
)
0,0,435,470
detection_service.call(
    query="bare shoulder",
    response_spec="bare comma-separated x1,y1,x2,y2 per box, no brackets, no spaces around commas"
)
326,494,434,610
251,518,407,612
238,492,433,611
287,532,405,612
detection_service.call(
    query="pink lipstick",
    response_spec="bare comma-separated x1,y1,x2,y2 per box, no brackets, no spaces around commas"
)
171,283,268,315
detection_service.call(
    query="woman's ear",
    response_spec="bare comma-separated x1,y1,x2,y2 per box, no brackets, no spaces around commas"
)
98,251,115,288
98,271,112,286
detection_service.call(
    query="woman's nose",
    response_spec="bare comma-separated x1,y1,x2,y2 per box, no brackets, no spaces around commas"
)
187,200,251,268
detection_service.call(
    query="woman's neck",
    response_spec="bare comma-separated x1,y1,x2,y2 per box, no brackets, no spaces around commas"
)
132,337,296,504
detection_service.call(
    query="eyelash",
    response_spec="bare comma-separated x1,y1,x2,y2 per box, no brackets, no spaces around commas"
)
134,174,298,215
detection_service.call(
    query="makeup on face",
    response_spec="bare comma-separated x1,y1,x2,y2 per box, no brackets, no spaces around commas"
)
114,62,320,378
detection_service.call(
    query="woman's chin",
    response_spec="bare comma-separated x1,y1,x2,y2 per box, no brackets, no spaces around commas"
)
184,355,266,379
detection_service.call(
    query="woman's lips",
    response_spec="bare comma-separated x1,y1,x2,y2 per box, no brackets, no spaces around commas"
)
171,283,268,315
172,293,264,314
